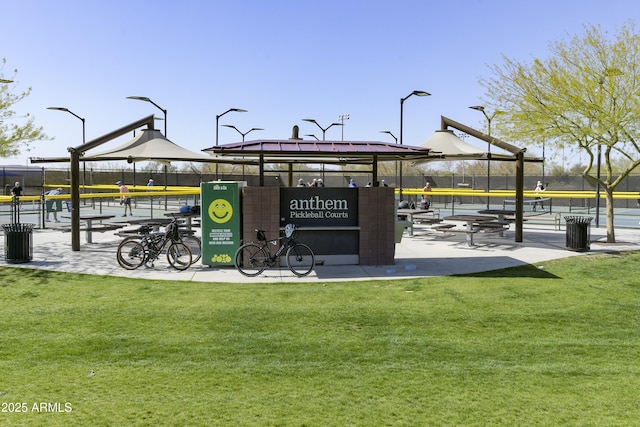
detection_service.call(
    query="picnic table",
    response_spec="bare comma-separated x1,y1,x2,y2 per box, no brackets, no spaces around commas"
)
61,214,122,243
477,209,515,237
126,217,172,231
441,214,498,246
397,209,438,236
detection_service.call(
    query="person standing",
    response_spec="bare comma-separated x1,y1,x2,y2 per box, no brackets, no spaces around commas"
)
45,187,63,222
422,181,432,209
348,179,357,188
146,178,155,207
117,180,132,216
11,181,23,208
11,181,22,198
533,181,545,211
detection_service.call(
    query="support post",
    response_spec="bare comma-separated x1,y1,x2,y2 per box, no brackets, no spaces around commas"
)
515,151,524,242
70,149,81,251
67,115,155,251
259,154,265,186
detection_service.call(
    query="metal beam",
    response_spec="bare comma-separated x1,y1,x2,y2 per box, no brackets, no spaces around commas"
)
68,115,155,251
440,116,524,155
440,115,524,242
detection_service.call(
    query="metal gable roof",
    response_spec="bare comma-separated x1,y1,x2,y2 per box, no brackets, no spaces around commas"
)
203,139,436,162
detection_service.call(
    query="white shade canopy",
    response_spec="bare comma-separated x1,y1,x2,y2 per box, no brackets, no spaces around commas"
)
418,129,514,161
86,129,214,162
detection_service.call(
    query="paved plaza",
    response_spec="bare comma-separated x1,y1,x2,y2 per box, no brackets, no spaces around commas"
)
2,218,639,283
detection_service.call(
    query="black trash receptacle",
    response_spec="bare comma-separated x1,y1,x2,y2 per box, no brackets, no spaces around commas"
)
2,223,34,263
564,216,592,252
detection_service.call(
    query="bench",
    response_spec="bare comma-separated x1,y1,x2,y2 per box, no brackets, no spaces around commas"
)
85,224,125,233
115,228,145,238
63,223,126,243
413,213,443,225
412,208,441,222
431,223,479,246
431,223,455,231
506,212,562,231
397,209,439,236
475,221,509,236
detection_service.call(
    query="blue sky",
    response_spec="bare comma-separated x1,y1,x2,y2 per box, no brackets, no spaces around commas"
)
1,0,637,166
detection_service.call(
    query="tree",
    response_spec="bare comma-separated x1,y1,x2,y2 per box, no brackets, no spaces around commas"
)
481,22,640,243
0,58,47,157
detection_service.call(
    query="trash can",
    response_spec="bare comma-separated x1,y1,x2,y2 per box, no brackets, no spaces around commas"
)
564,216,592,252
2,223,34,263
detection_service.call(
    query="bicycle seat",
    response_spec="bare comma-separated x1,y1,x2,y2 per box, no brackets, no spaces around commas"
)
284,223,295,238
256,229,267,241
138,225,152,234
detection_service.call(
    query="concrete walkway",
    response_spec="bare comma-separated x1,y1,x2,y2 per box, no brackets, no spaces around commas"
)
2,220,639,283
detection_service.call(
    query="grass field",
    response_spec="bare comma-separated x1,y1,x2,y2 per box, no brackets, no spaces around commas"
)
1,251,640,426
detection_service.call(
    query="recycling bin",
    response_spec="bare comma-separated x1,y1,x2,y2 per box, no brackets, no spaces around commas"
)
2,223,34,263
564,216,592,252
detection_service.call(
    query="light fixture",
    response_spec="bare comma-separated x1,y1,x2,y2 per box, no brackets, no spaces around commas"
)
398,90,431,200
302,119,342,141
127,96,167,135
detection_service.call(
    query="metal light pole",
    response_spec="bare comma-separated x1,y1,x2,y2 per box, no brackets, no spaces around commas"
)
47,107,86,145
302,119,342,141
222,125,263,180
127,96,167,135
381,130,399,187
338,114,350,141
47,107,86,248
47,107,86,198
303,119,343,182
127,96,169,208
222,125,264,142
469,105,499,208
380,130,397,143
399,90,430,200
305,134,319,140
216,108,247,179
542,142,546,183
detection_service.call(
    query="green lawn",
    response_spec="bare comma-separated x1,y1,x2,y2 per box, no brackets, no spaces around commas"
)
1,251,640,426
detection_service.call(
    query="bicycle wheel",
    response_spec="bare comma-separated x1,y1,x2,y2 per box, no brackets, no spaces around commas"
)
286,243,315,277
167,242,192,270
180,235,202,263
116,240,146,270
234,243,268,277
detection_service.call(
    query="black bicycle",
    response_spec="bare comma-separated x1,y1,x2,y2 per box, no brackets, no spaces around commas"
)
234,224,315,277
116,216,192,270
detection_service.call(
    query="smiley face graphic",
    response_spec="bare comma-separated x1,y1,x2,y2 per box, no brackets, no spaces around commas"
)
208,198,233,224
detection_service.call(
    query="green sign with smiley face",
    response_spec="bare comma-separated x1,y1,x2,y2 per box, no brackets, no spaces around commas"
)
201,181,240,266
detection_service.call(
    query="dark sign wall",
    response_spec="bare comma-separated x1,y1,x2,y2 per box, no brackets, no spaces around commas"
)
280,187,358,227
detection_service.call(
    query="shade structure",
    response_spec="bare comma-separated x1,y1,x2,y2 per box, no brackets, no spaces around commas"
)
204,139,435,164
417,129,513,162
86,129,215,163
204,138,435,186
